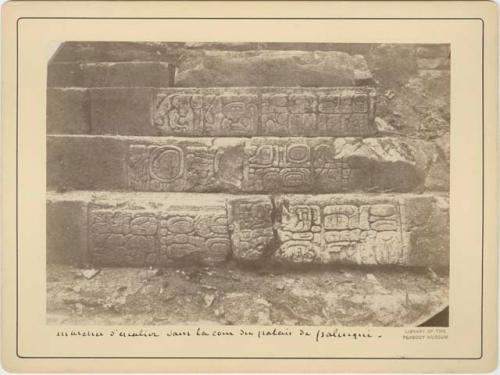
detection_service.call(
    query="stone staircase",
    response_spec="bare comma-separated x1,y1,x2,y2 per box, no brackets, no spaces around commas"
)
46,42,449,326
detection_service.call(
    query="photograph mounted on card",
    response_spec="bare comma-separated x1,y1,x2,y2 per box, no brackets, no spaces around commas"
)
1,1,497,373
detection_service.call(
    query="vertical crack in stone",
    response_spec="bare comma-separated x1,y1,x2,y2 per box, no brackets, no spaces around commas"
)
223,198,234,262
262,194,281,259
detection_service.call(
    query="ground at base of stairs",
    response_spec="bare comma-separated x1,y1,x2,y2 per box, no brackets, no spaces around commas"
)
47,263,448,327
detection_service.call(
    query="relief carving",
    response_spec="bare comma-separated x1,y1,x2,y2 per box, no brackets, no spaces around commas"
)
154,93,203,135
276,198,407,265
127,141,243,192
228,197,275,261
88,206,230,266
153,88,376,136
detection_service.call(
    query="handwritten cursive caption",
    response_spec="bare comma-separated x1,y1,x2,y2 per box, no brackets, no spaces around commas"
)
56,327,383,342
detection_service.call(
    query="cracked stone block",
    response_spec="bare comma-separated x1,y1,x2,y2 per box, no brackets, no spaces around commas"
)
47,61,174,88
175,50,374,87
227,196,275,262
47,136,445,193
47,192,231,267
273,194,449,267
47,87,377,137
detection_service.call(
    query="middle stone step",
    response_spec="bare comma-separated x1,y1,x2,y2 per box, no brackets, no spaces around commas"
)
47,135,441,193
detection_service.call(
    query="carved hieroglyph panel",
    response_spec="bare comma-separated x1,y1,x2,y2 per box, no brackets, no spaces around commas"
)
275,196,409,265
127,140,244,192
88,205,230,266
227,196,275,261
244,138,359,193
262,89,375,136
153,88,376,137
154,90,259,136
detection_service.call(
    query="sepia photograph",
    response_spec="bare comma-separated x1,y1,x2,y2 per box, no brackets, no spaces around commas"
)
2,1,497,371
46,41,450,327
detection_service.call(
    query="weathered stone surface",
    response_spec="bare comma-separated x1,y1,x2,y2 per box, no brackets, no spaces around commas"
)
175,50,373,87
48,136,444,193
227,196,275,261
47,62,174,87
272,194,449,267
364,44,450,140
47,87,377,137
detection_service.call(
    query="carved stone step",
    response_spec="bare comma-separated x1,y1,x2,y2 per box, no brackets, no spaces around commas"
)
47,135,447,193
47,87,377,137
47,192,449,268
47,62,175,88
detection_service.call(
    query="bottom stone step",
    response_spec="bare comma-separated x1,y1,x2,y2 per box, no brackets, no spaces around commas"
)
47,192,449,268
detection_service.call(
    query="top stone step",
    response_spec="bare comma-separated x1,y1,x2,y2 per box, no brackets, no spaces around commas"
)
48,42,374,88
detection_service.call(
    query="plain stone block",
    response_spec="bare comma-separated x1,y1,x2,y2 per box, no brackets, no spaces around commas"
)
46,196,89,265
47,88,90,134
90,88,155,135
47,136,129,191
